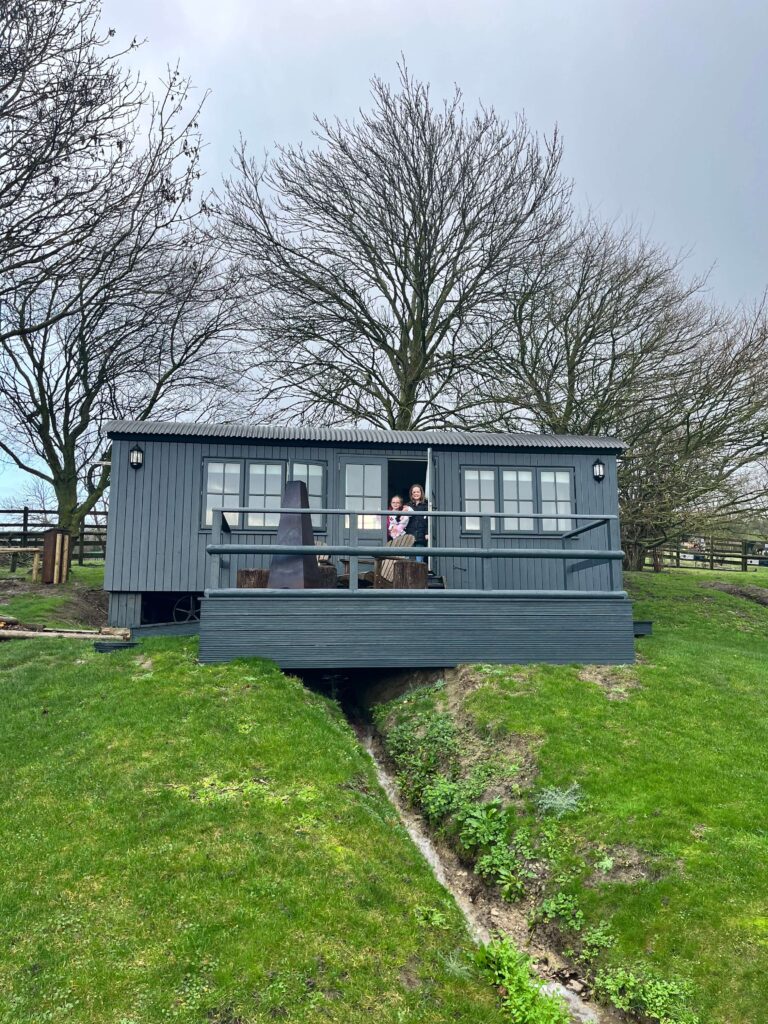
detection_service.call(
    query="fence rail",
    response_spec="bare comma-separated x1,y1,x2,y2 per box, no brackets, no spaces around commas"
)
0,507,108,565
646,537,768,572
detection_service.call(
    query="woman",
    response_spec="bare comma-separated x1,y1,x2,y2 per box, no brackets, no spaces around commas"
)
405,483,428,561
387,495,410,541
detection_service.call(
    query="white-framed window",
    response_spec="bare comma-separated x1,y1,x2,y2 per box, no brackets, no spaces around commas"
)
501,469,535,531
290,461,325,528
246,462,284,528
541,470,573,532
463,468,496,531
204,461,242,528
344,462,383,531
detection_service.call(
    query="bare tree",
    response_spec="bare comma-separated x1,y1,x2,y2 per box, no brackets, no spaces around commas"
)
0,0,247,534
0,227,244,533
220,64,570,429
479,218,768,566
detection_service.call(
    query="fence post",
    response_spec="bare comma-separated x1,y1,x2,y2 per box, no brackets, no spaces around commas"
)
741,539,748,573
22,505,29,548
78,522,85,565
709,537,714,571
675,540,680,569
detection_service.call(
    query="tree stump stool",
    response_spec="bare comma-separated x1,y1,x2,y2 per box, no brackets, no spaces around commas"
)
237,568,270,589
391,559,428,589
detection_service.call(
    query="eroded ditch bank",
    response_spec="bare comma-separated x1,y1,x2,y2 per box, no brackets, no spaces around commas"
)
298,666,619,1024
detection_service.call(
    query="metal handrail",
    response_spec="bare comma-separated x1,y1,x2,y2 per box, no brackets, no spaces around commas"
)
207,506,621,592
208,543,624,560
209,506,616,521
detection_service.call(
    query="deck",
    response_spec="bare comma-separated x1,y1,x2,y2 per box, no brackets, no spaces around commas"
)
197,506,635,668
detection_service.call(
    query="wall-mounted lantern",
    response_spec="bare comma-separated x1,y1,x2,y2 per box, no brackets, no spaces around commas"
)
129,444,144,470
592,458,606,482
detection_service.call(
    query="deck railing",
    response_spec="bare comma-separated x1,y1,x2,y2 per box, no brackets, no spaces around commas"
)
206,507,624,595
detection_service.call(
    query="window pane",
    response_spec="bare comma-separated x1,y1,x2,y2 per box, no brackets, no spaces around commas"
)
224,463,240,493
307,465,323,490
265,464,283,493
346,464,363,494
479,470,495,498
465,471,479,499
556,473,571,499
292,463,308,485
364,464,381,495
207,463,224,493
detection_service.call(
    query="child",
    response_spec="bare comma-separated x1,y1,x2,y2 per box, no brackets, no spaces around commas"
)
387,495,410,540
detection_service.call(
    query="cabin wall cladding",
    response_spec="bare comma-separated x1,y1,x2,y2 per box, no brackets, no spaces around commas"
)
105,427,625,629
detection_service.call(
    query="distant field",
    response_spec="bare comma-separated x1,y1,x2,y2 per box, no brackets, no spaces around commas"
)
0,638,508,1023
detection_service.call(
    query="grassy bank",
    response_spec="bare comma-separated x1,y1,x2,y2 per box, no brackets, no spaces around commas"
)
0,637,511,1023
0,563,106,629
375,568,768,1024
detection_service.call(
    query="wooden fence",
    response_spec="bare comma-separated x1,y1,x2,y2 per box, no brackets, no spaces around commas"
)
0,508,108,566
646,537,768,572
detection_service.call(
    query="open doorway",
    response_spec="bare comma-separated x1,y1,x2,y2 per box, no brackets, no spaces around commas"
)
387,459,427,508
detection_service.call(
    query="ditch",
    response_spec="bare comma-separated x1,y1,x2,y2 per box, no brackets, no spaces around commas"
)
298,666,618,1024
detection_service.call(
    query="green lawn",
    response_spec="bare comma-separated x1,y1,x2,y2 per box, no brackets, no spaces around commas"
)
0,638,508,1024
375,568,768,1023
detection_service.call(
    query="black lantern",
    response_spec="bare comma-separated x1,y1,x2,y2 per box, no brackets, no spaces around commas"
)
129,444,144,470
592,458,605,482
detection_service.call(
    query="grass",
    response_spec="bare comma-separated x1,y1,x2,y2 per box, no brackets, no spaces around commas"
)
377,567,768,1023
0,636,509,1024
0,563,105,629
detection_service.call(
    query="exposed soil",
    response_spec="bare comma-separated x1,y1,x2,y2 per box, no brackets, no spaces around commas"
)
443,665,542,797
578,665,641,701
585,844,664,886
702,580,768,607
0,577,107,629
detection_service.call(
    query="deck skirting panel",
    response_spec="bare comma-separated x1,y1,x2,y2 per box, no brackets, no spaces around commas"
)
198,592,635,667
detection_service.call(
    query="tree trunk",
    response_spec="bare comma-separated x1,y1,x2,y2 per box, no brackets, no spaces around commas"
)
623,542,647,572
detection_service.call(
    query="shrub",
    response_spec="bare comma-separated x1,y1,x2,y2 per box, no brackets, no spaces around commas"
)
593,965,699,1024
477,937,570,1024
384,709,460,803
475,844,528,902
535,782,583,818
574,921,617,966
532,892,585,932
456,801,508,854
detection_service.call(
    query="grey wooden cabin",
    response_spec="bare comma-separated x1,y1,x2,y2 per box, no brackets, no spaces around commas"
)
104,420,635,667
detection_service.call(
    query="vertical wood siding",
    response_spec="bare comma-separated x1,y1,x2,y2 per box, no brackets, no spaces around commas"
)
105,438,624,608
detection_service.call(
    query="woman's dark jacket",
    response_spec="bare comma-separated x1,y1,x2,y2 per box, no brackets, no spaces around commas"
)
405,501,428,544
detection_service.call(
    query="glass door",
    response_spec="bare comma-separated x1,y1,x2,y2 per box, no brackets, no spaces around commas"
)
340,457,387,540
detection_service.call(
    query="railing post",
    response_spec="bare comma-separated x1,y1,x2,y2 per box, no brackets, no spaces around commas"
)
349,513,359,591
480,515,492,590
78,522,85,565
741,539,748,573
209,510,223,591
22,505,29,548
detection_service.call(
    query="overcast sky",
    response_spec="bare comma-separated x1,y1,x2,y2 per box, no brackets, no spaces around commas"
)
1,0,766,501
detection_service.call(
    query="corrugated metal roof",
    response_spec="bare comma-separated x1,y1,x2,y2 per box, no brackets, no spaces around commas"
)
104,419,624,451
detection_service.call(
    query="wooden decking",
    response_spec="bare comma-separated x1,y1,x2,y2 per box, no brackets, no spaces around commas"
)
198,589,635,667
196,505,634,668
